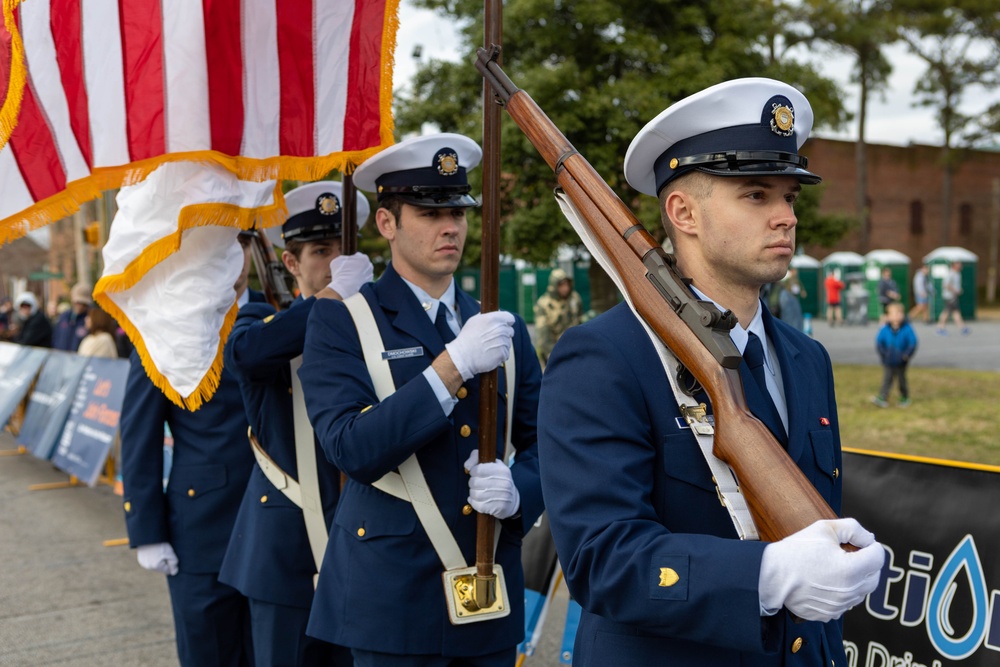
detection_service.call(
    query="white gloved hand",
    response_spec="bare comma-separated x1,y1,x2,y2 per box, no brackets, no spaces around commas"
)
464,450,520,520
327,253,374,298
137,542,180,576
445,311,514,381
759,518,885,622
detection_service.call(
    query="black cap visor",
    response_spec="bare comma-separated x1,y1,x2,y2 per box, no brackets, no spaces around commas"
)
380,184,480,209
673,150,821,186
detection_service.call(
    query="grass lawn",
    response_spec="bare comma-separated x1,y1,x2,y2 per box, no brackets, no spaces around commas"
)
833,364,1000,468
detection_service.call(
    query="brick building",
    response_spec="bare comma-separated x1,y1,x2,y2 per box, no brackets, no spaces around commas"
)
801,137,1000,289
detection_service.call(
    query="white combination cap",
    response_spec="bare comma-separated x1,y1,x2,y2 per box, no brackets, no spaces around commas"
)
353,133,482,208
624,78,820,197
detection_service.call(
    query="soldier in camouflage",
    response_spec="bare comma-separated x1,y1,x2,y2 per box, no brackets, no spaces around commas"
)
533,269,583,367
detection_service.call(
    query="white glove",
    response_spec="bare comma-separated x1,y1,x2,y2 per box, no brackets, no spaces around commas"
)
464,450,520,520
327,253,374,298
137,542,179,576
445,311,514,381
759,518,885,622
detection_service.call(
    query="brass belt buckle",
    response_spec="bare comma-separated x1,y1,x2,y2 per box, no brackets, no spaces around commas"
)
443,564,511,625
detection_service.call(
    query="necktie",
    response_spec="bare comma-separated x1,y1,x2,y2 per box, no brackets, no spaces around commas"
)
434,304,456,343
744,332,785,438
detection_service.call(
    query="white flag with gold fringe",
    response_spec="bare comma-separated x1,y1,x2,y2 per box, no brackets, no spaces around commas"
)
96,161,282,410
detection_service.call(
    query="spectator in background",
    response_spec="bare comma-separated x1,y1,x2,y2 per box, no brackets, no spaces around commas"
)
12,292,52,348
872,302,917,408
936,261,969,336
876,267,901,324
908,264,933,324
0,296,13,340
824,271,845,327
77,304,120,358
52,282,93,351
534,268,583,367
776,268,805,332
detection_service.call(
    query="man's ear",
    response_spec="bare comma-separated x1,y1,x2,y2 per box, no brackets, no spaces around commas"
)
664,190,698,238
281,250,300,278
375,208,396,241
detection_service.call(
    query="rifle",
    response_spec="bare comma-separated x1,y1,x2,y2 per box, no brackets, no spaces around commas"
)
475,49,840,545
250,231,295,311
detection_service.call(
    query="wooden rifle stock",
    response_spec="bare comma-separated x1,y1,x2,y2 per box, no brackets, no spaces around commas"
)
476,50,838,544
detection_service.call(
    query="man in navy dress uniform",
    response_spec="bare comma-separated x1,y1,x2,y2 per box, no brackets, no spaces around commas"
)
537,79,885,666
219,180,373,666
299,133,544,666
120,231,260,666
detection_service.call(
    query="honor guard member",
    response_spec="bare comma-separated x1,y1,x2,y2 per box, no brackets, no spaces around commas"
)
298,133,544,667
120,230,261,666
537,79,885,667
218,180,373,667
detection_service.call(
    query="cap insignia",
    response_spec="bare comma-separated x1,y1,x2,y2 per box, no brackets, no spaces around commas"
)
316,193,341,216
437,151,460,176
770,103,794,137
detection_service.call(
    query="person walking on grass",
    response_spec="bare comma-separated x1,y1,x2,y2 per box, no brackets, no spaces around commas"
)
872,302,917,408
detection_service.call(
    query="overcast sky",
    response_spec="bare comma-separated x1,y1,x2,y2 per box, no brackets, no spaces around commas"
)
394,1,1000,149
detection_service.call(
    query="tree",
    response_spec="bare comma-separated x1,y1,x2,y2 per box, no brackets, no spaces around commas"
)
397,0,850,312
896,0,1000,246
786,0,897,252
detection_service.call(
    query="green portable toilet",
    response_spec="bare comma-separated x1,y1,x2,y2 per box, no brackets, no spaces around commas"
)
457,264,519,315
863,249,911,320
456,267,480,300
789,254,821,317
923,246,978,321
820,251,864,320
517,264,540,324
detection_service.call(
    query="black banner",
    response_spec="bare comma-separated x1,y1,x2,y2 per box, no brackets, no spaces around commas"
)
51,357,130,486
17,352,90,460
842,450,1000,666
0,343,49,430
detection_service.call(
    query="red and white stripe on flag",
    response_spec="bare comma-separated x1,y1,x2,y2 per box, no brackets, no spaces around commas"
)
0,0,400,245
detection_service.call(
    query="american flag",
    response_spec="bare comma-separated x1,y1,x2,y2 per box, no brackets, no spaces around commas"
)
0,0,399,245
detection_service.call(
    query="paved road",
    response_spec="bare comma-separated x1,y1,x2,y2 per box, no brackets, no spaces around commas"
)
808,317,1000,371
1,315,996,666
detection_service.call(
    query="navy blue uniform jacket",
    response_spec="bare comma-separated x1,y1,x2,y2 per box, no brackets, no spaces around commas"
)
219,296,341,609
120,292,262,572
299,263,544,657
539,302,847,667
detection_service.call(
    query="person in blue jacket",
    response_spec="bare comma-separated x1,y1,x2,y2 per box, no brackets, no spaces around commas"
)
51,282,92,351
219,180,373,666
537,79,886,667
299,133,545,667
871,302,918,408
120,230,260,666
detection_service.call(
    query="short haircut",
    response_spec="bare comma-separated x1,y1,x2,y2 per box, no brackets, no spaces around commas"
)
657,171,715,243
378,195,405,226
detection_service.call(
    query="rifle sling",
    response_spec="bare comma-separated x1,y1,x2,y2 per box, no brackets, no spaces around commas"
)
553,191,759,541
342,293,514,571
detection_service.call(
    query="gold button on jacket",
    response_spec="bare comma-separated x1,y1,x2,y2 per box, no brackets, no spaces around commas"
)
459,424,472,438
456,387,468,399
791,637,803,653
